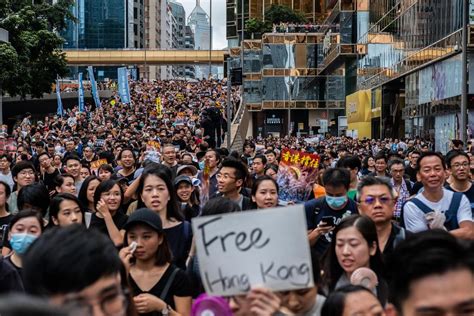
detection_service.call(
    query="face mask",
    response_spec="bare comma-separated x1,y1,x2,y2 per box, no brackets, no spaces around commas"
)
199,161,205,170
326,195,347,209
10,233,38,255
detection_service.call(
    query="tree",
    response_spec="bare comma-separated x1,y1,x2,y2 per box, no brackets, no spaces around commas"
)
245,18,271,39
264,4,307,24
0,0,75,98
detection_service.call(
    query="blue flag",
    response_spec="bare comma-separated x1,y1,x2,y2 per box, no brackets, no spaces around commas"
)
78,72,85,112
87,66,101,108
117,67,131,104
56,79,63,116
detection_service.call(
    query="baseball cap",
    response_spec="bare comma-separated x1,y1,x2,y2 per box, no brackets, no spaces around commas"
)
123,208,163,233
177,164,198,176
174,175,193,187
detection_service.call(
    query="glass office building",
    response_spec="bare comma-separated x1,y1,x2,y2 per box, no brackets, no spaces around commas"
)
62,0,135,79
231,32,346,137
63,0,134,49
351,0,469,150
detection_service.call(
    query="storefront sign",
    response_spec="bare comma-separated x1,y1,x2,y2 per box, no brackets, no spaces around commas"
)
192,206,314,296
266,114,281,125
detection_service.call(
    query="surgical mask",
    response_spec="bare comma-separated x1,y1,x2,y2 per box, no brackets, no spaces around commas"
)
10,233,38,255
326,195,347,209
199,161,205,170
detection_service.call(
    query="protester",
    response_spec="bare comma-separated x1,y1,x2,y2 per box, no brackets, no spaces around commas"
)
6,210,44,280
213,158,252,210
174,175,200,221
90,179,128,246
402,152,473,239
321,285,386,316
404,150,420,182
48,193,85,227
305,168,358,256
387,230,474,316
78,175,101,213
38,152,60,192
0,181,12,251
369,153,389,178
250,175,279,209
53,174,77,195
357,176,408,256
251,154,267,184
120,208,192,315
321,215,388,304
445,150,474,215
98,164,114,181
9,161,36,214
136,164,192,269
279,251,326,316
22,225,134,316
0,154,14,190
388,158,412,221
264,163,279,180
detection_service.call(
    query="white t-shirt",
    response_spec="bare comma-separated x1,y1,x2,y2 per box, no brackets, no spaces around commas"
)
404,188,473,232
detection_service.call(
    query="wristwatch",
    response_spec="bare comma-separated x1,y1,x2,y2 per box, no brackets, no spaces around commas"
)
161,305,170,316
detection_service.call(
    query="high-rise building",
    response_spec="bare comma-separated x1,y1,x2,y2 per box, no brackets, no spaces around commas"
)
169,0,187,78
142,0,168,80
62,0,136,79
188,0,211,79
184,26,196,79
63,0,135,49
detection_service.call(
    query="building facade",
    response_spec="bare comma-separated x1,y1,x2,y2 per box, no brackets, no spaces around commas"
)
62,0,136,79
231,31,346,138
348,0,470,152
188,0,211,79
169,1,187,78
226,0,325,48
184,25,196,79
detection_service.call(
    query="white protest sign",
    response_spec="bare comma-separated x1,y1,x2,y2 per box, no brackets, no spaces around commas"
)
192,205,314,296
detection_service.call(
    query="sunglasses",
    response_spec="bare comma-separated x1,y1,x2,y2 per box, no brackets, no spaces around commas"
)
359,196,394,205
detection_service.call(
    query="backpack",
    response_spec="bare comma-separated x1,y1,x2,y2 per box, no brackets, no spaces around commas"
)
401,192,463,231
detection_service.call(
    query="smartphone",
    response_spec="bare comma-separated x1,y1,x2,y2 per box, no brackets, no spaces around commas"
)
321,216,335,227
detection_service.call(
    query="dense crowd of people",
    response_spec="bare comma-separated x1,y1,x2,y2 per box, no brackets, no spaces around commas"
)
0,78,472,316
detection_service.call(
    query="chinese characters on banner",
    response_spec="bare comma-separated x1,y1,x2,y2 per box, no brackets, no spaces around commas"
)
277,149,320,203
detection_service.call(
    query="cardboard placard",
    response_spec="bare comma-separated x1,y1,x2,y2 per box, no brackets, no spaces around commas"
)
90,159,108,172
277,149,320,203
147,140,161,151
192,205,314,296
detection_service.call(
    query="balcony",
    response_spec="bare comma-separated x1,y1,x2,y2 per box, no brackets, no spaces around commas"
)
318,43,367,74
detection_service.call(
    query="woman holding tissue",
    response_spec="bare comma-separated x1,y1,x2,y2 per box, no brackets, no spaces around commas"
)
120,208,192,316
321,215,388,304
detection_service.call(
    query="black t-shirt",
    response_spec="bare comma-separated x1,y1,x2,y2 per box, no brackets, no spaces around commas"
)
304,197,359,256
164,222,193,270
405,165,417,183
446,183,474,216
129,265,192,316
0,214,13,248
0,257,24,294
89,210,128,239
41,169,60,192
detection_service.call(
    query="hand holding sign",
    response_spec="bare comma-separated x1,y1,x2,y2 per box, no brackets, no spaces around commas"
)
192,205,314,296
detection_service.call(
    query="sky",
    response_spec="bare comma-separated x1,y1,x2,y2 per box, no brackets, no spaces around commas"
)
178,0,227,50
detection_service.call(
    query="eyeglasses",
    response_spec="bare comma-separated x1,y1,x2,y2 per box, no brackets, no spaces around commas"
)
216,173,236,180
359,196,394,205
64,287,128,316
452,162,469,169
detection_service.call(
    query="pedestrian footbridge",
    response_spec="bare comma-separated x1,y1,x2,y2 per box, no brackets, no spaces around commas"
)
64,49,226,65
